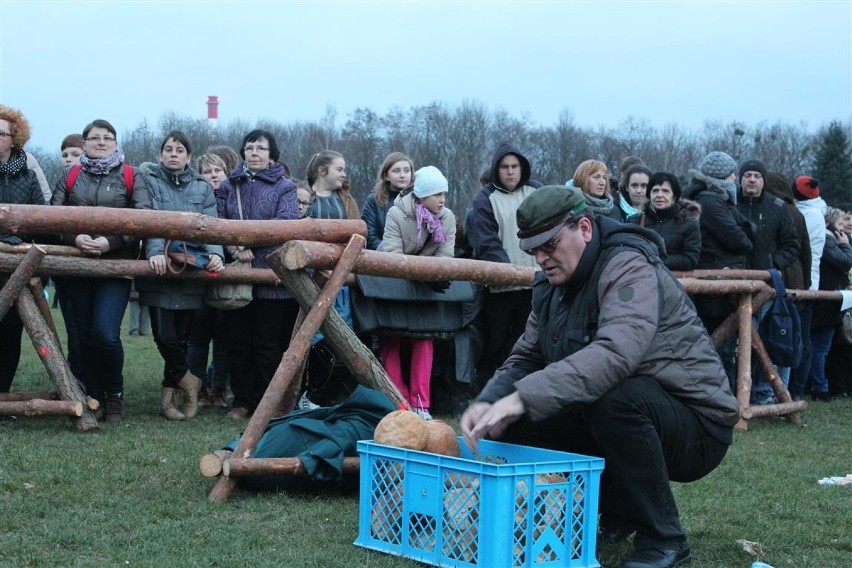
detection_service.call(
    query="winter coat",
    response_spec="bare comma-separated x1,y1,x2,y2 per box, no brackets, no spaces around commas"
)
216,162,297,300
306,190,361,220
796,197,828,290
686,178,752,270
627,199,701,271
378,192,455,258
51,161,152,259
764,173,810,290
736,190,800,274
137,163,225,310
361,188,401,250
812,225,852,328
476,216,739,442
1,154,45,243
468,142,539,291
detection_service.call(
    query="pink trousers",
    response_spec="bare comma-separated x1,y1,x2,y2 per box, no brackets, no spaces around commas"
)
379,336,433,409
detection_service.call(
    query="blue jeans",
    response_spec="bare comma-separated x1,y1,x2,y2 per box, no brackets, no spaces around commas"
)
809,325,835,394
65,278,131,402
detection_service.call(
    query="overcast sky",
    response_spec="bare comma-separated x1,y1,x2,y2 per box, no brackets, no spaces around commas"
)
1,0,850,153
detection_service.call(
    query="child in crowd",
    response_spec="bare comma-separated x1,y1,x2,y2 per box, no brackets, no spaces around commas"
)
305,150,360,220
378,166,456,419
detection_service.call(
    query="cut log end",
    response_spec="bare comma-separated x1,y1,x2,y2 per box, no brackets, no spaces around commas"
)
199,453,225,478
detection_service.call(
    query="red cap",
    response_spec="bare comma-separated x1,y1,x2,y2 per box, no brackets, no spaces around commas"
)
794,176,820,200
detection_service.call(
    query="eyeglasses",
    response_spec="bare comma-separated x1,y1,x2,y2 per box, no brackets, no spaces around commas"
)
86,136,116,143
244,145,269,153
523,223,573,256
298,200,311,208
0,132,11,138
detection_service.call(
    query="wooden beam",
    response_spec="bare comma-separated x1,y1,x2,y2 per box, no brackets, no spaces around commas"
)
0,399,83,417
223,457,360,478
0,245,45,320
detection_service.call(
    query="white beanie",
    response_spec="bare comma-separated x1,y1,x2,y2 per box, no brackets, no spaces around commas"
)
413,166,449,198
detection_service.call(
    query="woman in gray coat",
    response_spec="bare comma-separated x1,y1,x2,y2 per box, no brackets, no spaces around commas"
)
139,131,224,420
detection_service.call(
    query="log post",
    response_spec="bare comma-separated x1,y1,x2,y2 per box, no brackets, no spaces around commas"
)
0,399,83,417
279,240,536,287
0,204,365,245
27,277,62,351
223,456,360,478
199,450,233,478
0,390,57,401
278,308,307,415
208,234,366,502
15,288,99,432
741,400,808,420
735,294,753,431
0,245,45,320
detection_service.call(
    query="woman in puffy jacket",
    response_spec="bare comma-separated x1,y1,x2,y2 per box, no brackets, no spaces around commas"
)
51,119,152,422
378,166,456,420
361,152,414,249
0,105,46,399
137,131,224,421
216,129,299,420
628,172,701,271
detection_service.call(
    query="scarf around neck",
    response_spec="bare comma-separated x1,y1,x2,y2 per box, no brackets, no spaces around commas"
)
0,148,27,178
584,192,614,216
618,193,641,218
80,148,126,176
415,203,447,249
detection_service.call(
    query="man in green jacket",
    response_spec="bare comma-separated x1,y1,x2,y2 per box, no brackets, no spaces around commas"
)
461,185,739,568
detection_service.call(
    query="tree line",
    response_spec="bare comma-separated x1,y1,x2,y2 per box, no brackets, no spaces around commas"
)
29,101,852,214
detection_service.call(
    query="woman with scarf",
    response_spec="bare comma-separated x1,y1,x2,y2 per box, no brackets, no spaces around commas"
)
614,164,652,222
378,166,456,420
570,159,622,221
216,129,298,420
0,105,47,400
51,119,152,422
361,152,415,249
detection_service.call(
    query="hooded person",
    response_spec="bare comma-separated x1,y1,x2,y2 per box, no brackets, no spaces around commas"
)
792,176,827,290
468,141,540,391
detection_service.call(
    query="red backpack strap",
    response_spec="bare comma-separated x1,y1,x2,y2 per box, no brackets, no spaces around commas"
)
122,164,134,197
65,165,83,192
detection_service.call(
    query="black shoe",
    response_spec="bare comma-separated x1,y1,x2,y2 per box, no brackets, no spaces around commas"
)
104,394,125,423
621,547,691,568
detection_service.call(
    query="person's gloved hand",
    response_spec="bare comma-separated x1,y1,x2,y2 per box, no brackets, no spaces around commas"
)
427,280,451,293
0,235,23,245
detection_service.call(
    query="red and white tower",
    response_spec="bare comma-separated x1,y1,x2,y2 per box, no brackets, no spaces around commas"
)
206,96,219,129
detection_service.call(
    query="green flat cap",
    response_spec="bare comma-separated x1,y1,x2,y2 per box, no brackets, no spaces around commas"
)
516,185,587,250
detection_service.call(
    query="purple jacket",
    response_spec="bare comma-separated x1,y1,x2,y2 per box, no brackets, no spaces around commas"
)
217,162,298,300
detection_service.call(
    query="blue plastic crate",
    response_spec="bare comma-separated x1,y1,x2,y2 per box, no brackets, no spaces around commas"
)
354,437,604,567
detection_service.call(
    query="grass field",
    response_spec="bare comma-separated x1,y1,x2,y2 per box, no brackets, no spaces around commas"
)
1,301,850,567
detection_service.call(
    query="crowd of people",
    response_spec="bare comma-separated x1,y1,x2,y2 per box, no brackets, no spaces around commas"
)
3,102,851,567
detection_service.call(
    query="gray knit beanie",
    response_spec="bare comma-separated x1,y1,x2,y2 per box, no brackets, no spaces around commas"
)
698,151,738,180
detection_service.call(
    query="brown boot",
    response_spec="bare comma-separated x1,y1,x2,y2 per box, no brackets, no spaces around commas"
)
208,387,229,409
159,387,185,421
177,372,202,419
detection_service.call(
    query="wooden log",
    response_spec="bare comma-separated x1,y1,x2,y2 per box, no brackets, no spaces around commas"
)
0,252,280,284
673,269,771,281
278,308,308,415
710,288,774,348
0,204,365,245
741,400,808,420
0,245,45,320
0,399,83,417
223,456,360,478
15,289,99,432
735,294,753,432
0,390,57,401
274,269,406,408
749,327,801,425
0,242,84,256
199,450,233,478
279,240,535,287
208,235,366,502
680,279,768,295
27,278,62,352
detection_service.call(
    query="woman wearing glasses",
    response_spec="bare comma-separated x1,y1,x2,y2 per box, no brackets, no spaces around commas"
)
215,129,299,420
51,119,152,422
0,105,47,400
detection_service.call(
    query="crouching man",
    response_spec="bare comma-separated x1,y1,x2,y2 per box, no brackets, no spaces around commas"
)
461,185,739,568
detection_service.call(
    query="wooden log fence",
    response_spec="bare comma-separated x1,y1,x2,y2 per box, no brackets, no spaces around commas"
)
0,211,845,489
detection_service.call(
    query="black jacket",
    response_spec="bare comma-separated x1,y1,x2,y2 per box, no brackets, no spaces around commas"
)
687,179,752,269
628,199,702,271
813,226,852,327
1,160,45,243
736,190,800,274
